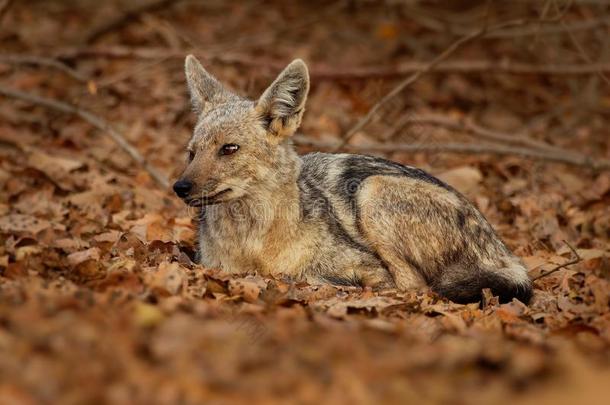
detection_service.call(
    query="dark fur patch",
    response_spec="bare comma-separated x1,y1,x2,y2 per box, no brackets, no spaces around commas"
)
323,273,362,287
432,272,533,304
440,240,472,270
299,178,376,257
298,152,528,304
456,211,466,228
334,155,452,208
259,114,273,130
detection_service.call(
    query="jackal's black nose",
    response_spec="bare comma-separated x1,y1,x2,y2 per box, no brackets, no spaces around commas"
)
173,180,193,198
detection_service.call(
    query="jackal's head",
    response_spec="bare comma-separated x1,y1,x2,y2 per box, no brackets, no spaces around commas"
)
173,55,309,206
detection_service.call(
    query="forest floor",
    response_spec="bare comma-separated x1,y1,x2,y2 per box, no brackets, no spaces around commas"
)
1,1,609,404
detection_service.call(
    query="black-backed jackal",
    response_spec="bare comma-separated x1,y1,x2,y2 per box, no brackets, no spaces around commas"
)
173,56,533,304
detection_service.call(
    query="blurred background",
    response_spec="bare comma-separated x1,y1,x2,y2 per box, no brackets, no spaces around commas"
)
1,1,609,404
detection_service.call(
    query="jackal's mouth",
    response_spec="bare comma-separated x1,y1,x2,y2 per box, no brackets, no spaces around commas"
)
185,188,232,207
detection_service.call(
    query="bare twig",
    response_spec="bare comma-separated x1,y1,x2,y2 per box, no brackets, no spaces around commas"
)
557,7,610,85
52,46,289,70
311,60,610,80
0,85,170,189
95,56,170,88
292,135,610,171
83,0,184,44
532,241,582,281
392,113,571,154
334,18,549,151
0,54,91,83
406,3,609,38
48,46,610,79
453,16,610,38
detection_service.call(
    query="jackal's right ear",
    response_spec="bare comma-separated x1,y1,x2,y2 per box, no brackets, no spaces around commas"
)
256,59,310,138
185,55,227,114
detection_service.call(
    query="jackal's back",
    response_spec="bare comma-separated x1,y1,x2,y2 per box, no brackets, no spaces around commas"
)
298,152,533,303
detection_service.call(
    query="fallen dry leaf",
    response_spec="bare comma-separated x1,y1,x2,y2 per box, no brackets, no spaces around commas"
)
1,3,609,404
229,277,266,303
150,261,186,295
0,214,57,234
67,247,101,266
26,149,84,190
315,295,402,318
437,166,483,195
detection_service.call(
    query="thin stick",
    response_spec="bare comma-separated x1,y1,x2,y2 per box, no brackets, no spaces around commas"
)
292,135,610,171
0,85,170,189
48,46,610,79
419,16,610,39
0,54,90,83
532,241,582,281
394,113,570,154
311,60,610,80
560,12,610,86
333,18,540,151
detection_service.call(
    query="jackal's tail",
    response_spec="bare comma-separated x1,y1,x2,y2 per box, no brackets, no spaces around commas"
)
431,262,533,304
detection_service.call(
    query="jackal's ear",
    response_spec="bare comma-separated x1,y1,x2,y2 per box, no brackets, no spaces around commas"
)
256,59,310,138
185,55,227,114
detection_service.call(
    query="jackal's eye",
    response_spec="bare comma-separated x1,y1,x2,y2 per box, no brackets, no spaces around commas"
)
187,150,195,162
219,144,239,156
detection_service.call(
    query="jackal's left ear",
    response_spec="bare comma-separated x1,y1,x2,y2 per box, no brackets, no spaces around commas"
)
256,59,310,138
185,55,228,114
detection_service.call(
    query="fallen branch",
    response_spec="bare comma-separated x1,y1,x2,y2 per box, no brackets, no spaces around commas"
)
417,15,610,39
293,135,610,171
47,46,610,79
532,241,582,281
0,85,170,189
558,7,610,86
52,46,288,71
0,54,90,83
310,60,610,80
333,17,541,151
396,113,572,155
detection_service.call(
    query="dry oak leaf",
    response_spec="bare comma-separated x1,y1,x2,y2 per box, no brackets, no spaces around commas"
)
553,171,586,195
522,255,549,274
15,245,43,261
92,230,122,244
130,213,173,243
585,275,610,313
315,295,403,318
150,261,187,296
495,300,529,324
228,277,267,303
172,217,196,242
67,247,101,267
0,214,61,234
437,166,483,195
52,237,90,252
425,304,469,333
107,257,137,273
26,149,84,190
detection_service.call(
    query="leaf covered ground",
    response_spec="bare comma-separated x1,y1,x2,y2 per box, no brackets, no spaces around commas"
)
1,1,609,404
